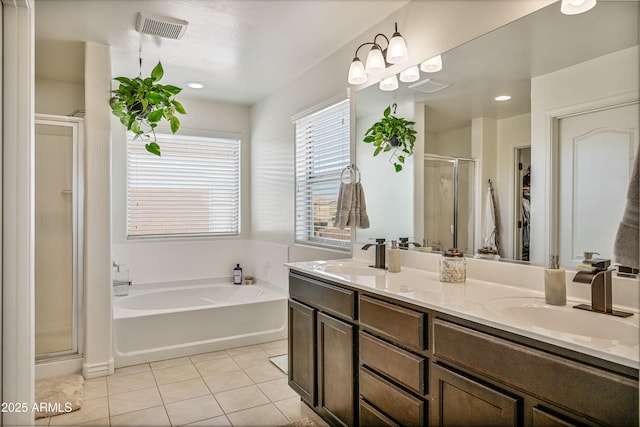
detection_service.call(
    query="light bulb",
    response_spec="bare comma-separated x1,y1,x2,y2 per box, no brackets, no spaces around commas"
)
560,0,596,15
387,32,409,64
348,58,367,85
399,66,420,83
379,74,399,91
365,45,386,75
420,55,442,73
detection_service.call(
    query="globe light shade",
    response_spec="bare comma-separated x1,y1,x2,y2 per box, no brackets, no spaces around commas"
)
379,74,399,91
386,32,409,64
421,55,442,73
365,45,386,75
560,0,596,15
348,58,367,85
399,65,420,83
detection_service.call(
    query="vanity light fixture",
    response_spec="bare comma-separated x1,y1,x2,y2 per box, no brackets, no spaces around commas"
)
185,81,206,89
421,55,443,73
399,65,420,83
347,22,409,85
561,0,596,15
494,95,511,101
380,74,399,91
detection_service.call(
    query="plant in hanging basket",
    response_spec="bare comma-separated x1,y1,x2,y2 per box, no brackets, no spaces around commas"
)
363,105,417,172
110,61,186,156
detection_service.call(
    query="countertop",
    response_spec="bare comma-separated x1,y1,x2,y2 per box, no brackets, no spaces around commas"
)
286,258,639,371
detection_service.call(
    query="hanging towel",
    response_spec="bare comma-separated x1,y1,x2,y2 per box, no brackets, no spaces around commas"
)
352,182,370,229
482,182,499,251
335,182,353,229
614,145,639,268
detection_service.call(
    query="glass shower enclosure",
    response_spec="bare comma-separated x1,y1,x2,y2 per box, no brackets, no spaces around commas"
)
34,114,84,360
423,155,476,254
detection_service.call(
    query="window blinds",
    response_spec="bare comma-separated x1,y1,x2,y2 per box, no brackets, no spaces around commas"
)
127,133,240,238
294,99,351,249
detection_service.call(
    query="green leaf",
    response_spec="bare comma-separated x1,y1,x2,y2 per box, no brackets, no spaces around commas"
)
170,116,180,134
172,100,186,114
114,77,131,85
147,92,164,105
373,146,383,156
398,156,405,163
395,163,403,172
163,85,182,95
363,135,374,143
147,108,164,122
151,61,164,82
383,106,391,117
145,142,161,156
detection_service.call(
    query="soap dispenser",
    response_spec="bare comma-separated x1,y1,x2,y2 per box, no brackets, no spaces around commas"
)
388,240,401,273
544,255,566,305
233,264,243,285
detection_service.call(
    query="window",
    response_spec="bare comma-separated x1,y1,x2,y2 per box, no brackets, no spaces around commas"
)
127,133,240,238
294,99,351,249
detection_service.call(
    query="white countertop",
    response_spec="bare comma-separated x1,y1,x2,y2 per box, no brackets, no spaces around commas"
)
286,256,639,370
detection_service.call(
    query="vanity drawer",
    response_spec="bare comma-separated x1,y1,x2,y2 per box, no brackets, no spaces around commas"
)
360,367,426,427
433,319,639,426
359,399,399,427
359,295,427,350
289,272,355,321
359,331,427,395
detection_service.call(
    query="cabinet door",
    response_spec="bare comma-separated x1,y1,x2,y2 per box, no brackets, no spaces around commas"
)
431,363,521,427
288,299,316,406
317,312,356,427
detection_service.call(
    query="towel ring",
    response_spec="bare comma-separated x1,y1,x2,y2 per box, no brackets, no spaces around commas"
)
340,165,361,184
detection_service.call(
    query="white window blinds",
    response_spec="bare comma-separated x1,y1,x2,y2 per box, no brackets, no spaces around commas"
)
294,99,351,249
127,133,240,238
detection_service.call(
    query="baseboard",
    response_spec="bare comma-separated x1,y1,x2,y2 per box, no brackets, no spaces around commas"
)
82,358,114,379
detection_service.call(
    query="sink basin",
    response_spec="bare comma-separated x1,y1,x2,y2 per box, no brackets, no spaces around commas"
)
314,263,386,277
484,297,638,345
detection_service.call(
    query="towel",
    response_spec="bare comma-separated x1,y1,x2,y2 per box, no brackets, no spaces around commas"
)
482,186,497,249
335,181,370,229
614,145,639,268
335,182,353,229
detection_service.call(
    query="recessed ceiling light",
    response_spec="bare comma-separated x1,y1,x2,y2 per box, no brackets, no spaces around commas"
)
186,81,205,89
494,95,511,101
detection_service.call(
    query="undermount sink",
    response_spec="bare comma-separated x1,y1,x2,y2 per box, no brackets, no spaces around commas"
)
314,263,386,277
484,297,639,346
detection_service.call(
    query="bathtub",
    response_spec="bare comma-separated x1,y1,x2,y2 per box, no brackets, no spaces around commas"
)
113,281,287,367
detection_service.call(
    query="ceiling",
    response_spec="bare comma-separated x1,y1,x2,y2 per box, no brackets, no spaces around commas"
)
34,0,408,105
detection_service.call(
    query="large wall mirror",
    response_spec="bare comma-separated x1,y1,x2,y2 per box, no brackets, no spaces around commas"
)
355,0,639,267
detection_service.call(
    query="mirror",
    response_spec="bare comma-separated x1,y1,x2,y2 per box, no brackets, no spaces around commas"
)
355,0,639,266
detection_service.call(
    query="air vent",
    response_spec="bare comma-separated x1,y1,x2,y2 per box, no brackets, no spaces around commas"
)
408,78,451,94
136,13,188,40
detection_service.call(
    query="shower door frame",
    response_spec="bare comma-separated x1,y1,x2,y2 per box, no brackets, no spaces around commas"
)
424,154,476,253
34,114,85,361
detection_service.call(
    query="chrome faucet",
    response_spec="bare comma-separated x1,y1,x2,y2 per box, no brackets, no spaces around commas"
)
362,238,387,269
573,258,633,318
398,237,421,250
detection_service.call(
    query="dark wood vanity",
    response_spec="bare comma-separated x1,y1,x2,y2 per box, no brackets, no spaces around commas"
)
287,270,639,427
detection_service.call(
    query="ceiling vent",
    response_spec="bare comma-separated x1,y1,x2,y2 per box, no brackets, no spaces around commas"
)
408,78,451,94
136,13,188,40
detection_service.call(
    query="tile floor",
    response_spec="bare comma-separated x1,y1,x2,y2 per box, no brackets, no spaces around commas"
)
35,340,329,427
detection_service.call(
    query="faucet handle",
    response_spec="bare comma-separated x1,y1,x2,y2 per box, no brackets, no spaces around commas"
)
589,259,610,271
375,238,386,245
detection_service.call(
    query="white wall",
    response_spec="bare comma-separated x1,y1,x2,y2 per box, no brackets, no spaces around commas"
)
426,126,472,158
530,46,639,265
250,1,556,261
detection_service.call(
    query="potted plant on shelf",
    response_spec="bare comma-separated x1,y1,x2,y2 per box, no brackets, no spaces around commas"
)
109,61,186,156
363,104,417,172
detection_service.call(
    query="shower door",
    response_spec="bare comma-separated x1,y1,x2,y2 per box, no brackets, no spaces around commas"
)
35,115,84,360
424,155,475,254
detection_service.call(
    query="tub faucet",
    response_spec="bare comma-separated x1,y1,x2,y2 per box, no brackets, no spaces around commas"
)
573,258,633,318
399,237,422,250
362,238,387,269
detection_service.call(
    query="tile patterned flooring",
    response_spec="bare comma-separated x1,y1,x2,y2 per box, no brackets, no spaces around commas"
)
36,340,329,426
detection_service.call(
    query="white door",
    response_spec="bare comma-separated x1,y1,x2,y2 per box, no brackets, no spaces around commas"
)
558,102,639,266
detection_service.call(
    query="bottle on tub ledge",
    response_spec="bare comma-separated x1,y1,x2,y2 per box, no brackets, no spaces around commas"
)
233,263,243,285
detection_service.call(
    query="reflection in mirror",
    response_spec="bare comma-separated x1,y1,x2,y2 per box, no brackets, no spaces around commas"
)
354,0,639,266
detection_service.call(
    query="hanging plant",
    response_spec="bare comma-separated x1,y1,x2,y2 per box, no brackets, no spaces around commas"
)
109,61,186,156
363,104,417,172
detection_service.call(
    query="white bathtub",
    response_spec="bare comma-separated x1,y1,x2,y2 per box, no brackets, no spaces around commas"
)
113,281,287,367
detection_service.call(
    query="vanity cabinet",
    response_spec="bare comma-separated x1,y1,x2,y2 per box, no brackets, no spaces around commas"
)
431,318,639,426
288,269,639,427
288,272,357,427
359,295,430,426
